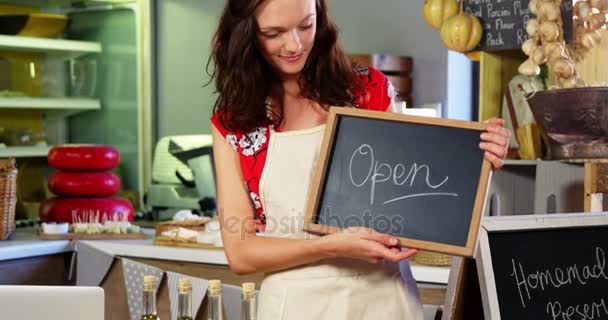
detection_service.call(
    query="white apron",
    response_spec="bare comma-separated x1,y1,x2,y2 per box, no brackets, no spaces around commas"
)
256,124,424,320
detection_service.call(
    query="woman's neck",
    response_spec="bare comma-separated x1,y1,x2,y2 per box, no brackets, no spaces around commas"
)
281,75,301,98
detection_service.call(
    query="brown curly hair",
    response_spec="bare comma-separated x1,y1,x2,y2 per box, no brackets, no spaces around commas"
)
207,0,363,133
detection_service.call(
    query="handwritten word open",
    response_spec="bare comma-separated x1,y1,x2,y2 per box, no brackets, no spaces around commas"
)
348,144,458,205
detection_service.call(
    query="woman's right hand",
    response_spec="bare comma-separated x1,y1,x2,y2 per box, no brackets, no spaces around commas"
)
322,227,417,264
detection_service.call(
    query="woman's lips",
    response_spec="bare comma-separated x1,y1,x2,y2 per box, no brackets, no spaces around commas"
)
280,53,303,63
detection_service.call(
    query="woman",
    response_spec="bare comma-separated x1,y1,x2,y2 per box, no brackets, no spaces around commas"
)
208,0,510,319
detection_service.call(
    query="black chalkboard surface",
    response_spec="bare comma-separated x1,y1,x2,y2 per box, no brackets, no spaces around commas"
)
477,214,608,320
463,0,573,51
303,108,492,257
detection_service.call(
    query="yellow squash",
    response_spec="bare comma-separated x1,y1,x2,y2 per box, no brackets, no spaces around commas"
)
440,13,483,52
423,0,460,30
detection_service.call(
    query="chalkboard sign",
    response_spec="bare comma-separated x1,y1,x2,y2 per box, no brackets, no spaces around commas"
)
463,0,573,51
476,213,608,320
303,108,492,257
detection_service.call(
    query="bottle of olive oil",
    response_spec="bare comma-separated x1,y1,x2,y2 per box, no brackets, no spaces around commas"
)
177,278,193,320
241,282,257,320
141,275,160,320
207,279,223,320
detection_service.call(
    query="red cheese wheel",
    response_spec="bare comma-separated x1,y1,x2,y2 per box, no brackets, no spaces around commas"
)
48,172,121,197
40,197,134,223
48,144,120,171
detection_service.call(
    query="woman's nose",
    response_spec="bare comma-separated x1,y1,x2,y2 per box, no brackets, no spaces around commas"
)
284,29,303,54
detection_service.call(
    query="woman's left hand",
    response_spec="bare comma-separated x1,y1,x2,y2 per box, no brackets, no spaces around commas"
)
480,117,511,170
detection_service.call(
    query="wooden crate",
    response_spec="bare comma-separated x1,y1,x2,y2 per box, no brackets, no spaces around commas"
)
478,50,527,121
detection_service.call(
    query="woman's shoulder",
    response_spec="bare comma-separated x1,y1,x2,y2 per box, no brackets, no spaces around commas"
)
211,112,270,153
353,65,395,112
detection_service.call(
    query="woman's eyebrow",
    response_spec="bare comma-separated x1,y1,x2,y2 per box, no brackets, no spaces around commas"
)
259,13,316,32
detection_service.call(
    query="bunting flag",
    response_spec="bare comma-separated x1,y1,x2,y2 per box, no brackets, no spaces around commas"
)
121,258,164,320
74,241,115,286
166,271,208,320
222,283,244,320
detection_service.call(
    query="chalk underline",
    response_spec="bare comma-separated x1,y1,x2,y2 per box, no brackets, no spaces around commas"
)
383,193,459,205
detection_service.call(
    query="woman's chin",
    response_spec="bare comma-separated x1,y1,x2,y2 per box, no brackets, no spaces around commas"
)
274,61,306,78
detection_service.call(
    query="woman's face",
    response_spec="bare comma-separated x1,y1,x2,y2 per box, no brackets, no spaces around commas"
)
255,0,317,79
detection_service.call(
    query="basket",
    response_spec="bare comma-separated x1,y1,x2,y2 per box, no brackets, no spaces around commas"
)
411,250,453,266
0,159,18,240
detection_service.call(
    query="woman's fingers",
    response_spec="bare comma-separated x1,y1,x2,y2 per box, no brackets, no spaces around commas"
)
349,227,399,247
479,119,510,170
365,241,417,263
480,131,509,149
484,117,505,126
343,227,418,263
484,150,505,169
479,141,507,159
378,246,418,263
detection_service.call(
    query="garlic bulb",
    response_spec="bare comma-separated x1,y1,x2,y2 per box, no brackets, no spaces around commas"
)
538,2,561,21
518,58,541,76
532,46,548,64
529,0,540,14
560,77,579,89
587,13,607,30
580,31,597,49
590,29,603,41
590,0,608,12
553,58,574,78
544,42,565,61
527,18,540,37
540,21,560,41
574,19,587,35
575,1,593,20
522,38,538,55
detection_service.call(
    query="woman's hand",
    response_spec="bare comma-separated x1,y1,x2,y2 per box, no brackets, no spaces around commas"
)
322,227,417,263
480,117,511,170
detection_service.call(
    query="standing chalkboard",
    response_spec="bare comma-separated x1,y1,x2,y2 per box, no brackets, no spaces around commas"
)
463,0,573,51
476,213,608,320
303,108,492,257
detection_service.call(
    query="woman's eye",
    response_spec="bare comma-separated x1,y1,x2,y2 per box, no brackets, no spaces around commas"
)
299,24,313,30
263,32,280,39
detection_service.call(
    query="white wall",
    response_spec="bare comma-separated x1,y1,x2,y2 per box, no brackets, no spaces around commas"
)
328,0,449,110
156,0,472,137
156,0,224,137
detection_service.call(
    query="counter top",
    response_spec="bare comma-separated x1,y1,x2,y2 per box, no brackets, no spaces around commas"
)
1,230,450,284
0,231,72,261
77,239,229,265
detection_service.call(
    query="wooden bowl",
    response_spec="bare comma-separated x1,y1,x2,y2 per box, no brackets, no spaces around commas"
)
527,87,608,159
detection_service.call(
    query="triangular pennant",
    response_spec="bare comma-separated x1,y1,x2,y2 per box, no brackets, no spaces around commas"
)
166,271,208,320
222,283,243,320
191,276,208,318
121,258,164,320
74,241,115,286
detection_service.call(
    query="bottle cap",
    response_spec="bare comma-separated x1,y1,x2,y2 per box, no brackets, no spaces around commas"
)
178,278,192,294
242,282,255,293
143,275,156,292
208,279,221,296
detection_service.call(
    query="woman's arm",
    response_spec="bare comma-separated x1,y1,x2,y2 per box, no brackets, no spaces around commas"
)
212,126,415,275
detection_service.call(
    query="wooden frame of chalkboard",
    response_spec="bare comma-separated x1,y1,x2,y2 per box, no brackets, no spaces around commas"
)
303,107,492,257
475,212,608,320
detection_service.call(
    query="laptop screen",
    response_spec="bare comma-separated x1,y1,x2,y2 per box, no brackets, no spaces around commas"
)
0,286,104,320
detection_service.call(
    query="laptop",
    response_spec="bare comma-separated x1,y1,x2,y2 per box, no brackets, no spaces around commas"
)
0,285,104,320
